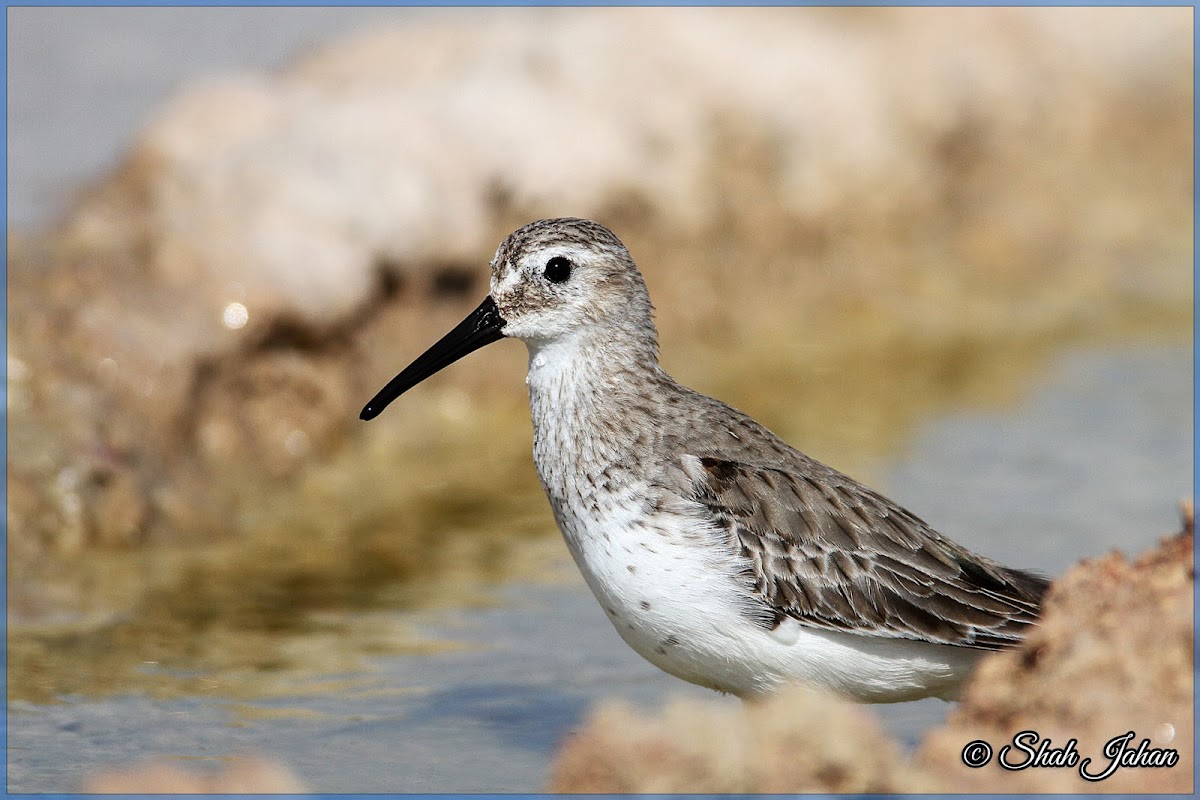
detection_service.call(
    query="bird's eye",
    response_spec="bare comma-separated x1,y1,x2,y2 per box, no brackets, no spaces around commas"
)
543,256,572,284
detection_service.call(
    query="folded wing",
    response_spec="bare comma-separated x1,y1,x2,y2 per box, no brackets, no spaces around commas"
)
688,456,1049,650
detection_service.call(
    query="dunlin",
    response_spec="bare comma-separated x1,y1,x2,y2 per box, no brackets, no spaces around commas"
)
362,218,1049,702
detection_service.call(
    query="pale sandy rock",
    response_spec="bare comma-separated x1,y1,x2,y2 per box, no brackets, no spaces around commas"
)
82,755,307,794
63,7,1193,330
549,684,921,793
918,524,1194,792
89,467,149,548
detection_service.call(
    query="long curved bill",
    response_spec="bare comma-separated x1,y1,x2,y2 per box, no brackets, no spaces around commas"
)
360,295,507,421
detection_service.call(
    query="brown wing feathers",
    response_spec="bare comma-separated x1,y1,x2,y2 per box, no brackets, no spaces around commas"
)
691,456,1050,651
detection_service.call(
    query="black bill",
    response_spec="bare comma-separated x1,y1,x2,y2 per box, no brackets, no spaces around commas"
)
360,295,506,420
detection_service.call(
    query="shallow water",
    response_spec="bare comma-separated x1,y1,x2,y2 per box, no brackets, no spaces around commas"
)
881,343,1193,574
8,341,1191,792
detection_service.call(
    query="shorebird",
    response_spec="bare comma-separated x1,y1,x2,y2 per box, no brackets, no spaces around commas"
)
361,218,1049,703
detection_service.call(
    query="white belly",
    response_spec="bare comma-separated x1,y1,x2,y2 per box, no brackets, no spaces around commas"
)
554,494,760,691
553,494,981,702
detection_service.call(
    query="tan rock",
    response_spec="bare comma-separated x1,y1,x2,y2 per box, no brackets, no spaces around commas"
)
918,526,1194,792
549,685,922,793
82,755,306,794
88,467,149,548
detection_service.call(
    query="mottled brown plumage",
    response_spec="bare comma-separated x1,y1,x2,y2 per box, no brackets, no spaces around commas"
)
692,455,1047,649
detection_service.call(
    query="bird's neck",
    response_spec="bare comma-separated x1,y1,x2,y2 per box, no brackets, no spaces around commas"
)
524,332,671,500
524,329,663,401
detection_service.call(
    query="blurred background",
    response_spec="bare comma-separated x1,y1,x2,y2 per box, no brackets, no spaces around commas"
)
6,6,1193,792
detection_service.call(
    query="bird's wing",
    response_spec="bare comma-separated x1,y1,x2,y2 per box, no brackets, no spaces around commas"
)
684,455,1049,650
